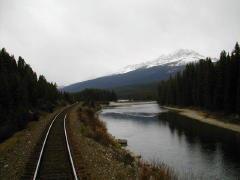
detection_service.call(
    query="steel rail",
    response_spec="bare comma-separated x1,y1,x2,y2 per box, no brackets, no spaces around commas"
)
32,111,62,180
64,114,78,180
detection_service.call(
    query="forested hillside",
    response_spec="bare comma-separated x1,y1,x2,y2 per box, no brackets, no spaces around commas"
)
0,48,70,141
158,43,240,115
71,88,117,103
62,64,185,92
112,82,159,100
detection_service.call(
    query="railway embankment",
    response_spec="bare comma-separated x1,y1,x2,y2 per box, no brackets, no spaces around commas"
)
0,106,66,180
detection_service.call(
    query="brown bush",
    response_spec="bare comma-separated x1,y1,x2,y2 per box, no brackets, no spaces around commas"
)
77,106,116,146
138,160,178,180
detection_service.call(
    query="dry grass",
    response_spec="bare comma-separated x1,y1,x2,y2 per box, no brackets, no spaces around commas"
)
138,159,178,180
0,131,23,152
67,104,138,179
77,106,117,146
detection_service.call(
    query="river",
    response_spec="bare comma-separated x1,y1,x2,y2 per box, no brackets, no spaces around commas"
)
99,102,240,180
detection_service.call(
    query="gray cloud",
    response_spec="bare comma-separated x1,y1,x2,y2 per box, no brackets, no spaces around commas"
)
0,0,239,85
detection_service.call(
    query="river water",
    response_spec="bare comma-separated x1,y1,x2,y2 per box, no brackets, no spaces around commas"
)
99,102,240,180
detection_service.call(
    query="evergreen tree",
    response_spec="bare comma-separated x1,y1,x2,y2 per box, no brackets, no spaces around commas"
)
158,42,240,117
72,88,118,103
0,48,70,141
213,51,227,110
233,43,240,114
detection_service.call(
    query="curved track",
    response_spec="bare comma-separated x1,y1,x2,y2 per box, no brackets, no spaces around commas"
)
21,107,78,180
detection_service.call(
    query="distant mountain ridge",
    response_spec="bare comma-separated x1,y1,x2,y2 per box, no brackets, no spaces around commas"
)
62,49,214,93
116,49,206,74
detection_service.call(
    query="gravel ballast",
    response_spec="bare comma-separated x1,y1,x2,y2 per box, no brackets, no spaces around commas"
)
0,106,66,180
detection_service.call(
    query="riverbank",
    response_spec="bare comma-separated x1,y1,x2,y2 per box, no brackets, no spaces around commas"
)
111,101,157,106
161,106,240,134
68,103,178,180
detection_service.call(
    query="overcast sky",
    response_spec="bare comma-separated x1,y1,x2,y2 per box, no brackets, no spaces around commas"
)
0,0,239,86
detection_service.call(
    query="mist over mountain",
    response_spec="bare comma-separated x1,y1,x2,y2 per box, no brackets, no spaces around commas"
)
62,49,214,93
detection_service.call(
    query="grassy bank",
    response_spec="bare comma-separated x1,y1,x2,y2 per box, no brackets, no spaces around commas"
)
161,106,240,134
67,103,178,180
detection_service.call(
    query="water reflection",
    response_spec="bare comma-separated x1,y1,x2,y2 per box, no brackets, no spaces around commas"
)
100,103,240,179
159,112,240,162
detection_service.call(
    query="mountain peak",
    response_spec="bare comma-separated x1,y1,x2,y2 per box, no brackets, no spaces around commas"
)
117,49,205,74
172,49,200,56
157,49,203,60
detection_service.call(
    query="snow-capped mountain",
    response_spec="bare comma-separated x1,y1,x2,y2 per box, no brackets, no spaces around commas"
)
118,49,206,74
62,49,217,93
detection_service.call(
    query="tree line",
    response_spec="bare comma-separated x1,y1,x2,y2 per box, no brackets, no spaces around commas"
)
0,48,70,141
113,82,158,101
158,43,240,115
71,88,117,103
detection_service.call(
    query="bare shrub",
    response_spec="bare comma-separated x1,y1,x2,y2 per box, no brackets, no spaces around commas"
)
77,106,116,146
138,159,178,180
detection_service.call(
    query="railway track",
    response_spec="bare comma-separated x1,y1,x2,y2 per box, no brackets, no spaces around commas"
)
21,107,78,180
